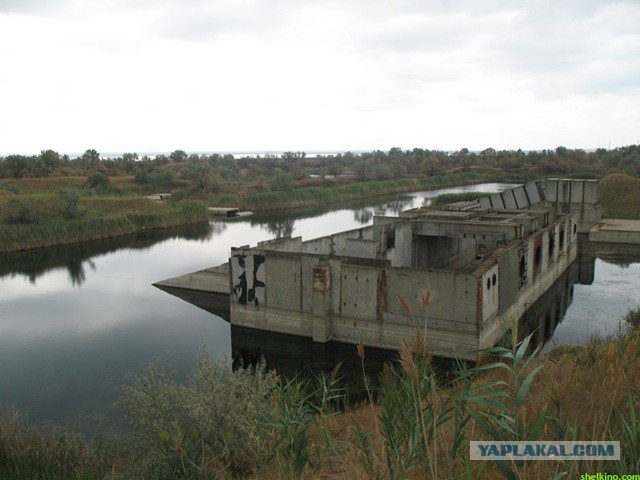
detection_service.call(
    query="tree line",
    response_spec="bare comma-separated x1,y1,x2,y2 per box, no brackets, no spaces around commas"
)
2,145,640,188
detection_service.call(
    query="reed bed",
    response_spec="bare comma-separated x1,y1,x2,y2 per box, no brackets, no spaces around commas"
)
0,193,208,253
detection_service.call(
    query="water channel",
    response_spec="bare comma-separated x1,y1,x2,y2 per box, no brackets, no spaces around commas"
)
1,183,640,438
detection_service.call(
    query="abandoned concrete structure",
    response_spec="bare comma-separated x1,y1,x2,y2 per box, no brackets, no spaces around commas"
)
153,179,604,360
221,180,599,360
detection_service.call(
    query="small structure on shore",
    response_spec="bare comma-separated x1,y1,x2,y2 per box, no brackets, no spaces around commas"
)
146,193,172,201
208,207,253,219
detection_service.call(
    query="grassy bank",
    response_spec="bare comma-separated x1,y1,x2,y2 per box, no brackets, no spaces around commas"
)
218,172,515,212
2,170,638,253
0,192,208,253
2,307,639,479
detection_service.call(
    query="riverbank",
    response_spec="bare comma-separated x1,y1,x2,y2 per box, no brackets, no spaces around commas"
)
1,171,637,254
0,171,520,253
0,194,208,253
1,309,639,479
214,171,523,212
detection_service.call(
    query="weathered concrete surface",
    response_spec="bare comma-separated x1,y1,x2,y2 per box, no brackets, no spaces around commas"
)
153,264,230,294
154,285,230,319
589,219,640,244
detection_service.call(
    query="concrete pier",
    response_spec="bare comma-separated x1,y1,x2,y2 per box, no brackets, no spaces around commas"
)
153,263,229,294
589,219,640,244
208,207,254,218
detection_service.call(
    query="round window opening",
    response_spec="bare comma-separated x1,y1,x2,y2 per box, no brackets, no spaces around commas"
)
492,273,497,286
486,278,491,290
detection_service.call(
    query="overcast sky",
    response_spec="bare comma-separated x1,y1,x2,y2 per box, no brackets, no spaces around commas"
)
1,0,638,155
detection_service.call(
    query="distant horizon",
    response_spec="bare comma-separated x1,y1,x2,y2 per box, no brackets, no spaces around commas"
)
0,145,629,159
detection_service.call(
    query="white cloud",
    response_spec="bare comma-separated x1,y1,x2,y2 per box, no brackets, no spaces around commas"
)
0,0,638,154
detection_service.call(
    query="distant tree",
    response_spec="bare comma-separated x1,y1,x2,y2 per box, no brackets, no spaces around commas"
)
80,149,100,172
170,150,188,163
555,146,568,158
4,155,29,178
354,161,368,181
40,149,62,170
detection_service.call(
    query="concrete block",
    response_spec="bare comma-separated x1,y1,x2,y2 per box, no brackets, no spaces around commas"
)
513,186,529,209
544,179,558,202
524,181,542,204
265,256,300,311
571,180,584,203
581,204,602,225
583,180,599,204
559,179,572,204
343,239,377,258
502,189,517,209
340,265,379,320
479,196,492,209
490,193,505,209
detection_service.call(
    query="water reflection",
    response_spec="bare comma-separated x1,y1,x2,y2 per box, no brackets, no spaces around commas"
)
0,223,213,285
353,208,374,224
263,219,295,238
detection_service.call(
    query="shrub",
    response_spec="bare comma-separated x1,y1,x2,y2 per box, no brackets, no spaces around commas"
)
118,354,276,478
624,306,640,331
86,171,110,191
268,172,294,192
6,199,38,225
58,189,81,220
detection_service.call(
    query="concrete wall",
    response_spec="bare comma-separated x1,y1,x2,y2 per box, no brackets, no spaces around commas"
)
385,268,478,328
385,221,414,267
301,226,374,256
414,235,474,269
502,189,518,209
513,186,529,209
258,236,302,253
343,238,378,258
265,255,301,311
497,245,520,315
481,264,499,323
524,181,542,204
340,264,381,321
543,179,601,232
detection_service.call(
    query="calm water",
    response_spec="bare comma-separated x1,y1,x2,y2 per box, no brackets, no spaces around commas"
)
1,183,640,437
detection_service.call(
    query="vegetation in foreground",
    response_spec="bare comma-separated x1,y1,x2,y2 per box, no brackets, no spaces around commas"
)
1,305,639,480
